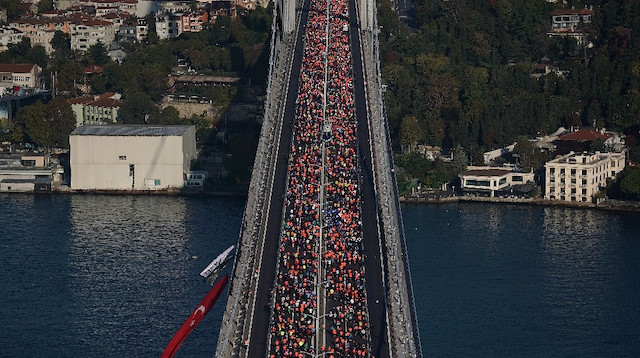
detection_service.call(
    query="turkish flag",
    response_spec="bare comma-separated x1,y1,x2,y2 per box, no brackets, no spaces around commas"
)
162,274,229,358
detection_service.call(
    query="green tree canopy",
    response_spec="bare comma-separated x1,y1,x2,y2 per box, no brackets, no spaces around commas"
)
37,0,53,13
14,98,75,148
86,42,110,66
615,167,640,201
119,92,160,124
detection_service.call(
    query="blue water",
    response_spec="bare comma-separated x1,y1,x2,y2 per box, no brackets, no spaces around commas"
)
1,195,639,356
404,203,640,357
1,194,244,358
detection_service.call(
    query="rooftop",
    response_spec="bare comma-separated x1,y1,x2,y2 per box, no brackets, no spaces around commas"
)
461,169,513,177
0,63,37,73
551,8,594,16
71,125,194,136
558,129,612,142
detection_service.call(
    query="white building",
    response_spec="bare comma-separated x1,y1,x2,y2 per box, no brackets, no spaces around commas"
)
459,166,535,197
70,125,197,190
70,18,116,51
544,151,626,203
67,92,122,126
0,63,41,90
155,12,183,39
0,27,24,52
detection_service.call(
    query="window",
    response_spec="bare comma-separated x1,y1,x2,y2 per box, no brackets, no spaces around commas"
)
465,179,490,187
571,169,576,175
550,168,555,174
582,169,587,175
560,168,565,174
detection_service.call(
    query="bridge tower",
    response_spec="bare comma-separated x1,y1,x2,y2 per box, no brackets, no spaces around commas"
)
357,0,374,31
275,0,296,33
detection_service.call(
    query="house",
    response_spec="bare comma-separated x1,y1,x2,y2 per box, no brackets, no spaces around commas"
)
209,1,237,21
459,166,535,198
69,125,197,190
544,150,626,203
531,57,568,78
0,63,41,90
554,127,624,155
67,92,122,126
0,153,63,192
548,6,594,45
483,143,516,164
0,27,24,52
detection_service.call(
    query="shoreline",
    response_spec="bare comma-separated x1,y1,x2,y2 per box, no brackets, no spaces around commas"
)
4,186,640,213
400,194,640,213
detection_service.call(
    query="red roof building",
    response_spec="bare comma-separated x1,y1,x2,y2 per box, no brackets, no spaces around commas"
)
555,128,612,154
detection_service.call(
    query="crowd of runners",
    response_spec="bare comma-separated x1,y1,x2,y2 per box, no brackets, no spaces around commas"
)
268,0,371,356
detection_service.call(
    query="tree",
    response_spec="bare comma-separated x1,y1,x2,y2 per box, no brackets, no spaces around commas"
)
54,62,84,96
27,45,47,68
51,31,71,54
15,102,50,147
589,138,606,153
158,106,181,124
46,97,76,147
451,145,468,174
14,99,76,148
399,116,423,153
119,92,160,124
37,0,53,13
619,167,640,201
0,0,24,21
87,42,110,65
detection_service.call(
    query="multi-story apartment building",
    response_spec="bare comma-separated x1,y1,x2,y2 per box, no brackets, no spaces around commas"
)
181,11,208,33
0,63,41,90
70,18,116,51
544,151,626,203
78,0,138,15
155,12,183,39
116,17,148,42
0,27,24,52
9,18,64,54
67,92,122,126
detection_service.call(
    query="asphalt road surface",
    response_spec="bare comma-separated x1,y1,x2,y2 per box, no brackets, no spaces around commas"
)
245,0,390,355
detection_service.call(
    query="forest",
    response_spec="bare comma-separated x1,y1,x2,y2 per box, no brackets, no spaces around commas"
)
377,0,640,164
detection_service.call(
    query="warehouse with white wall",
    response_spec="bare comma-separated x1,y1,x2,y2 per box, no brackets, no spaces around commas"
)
70,125,196,190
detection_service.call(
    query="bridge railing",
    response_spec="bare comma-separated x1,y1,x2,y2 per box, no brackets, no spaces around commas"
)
359,1,423,355
215,1,288,354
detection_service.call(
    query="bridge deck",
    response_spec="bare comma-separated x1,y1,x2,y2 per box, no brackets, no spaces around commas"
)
216,0,421,355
